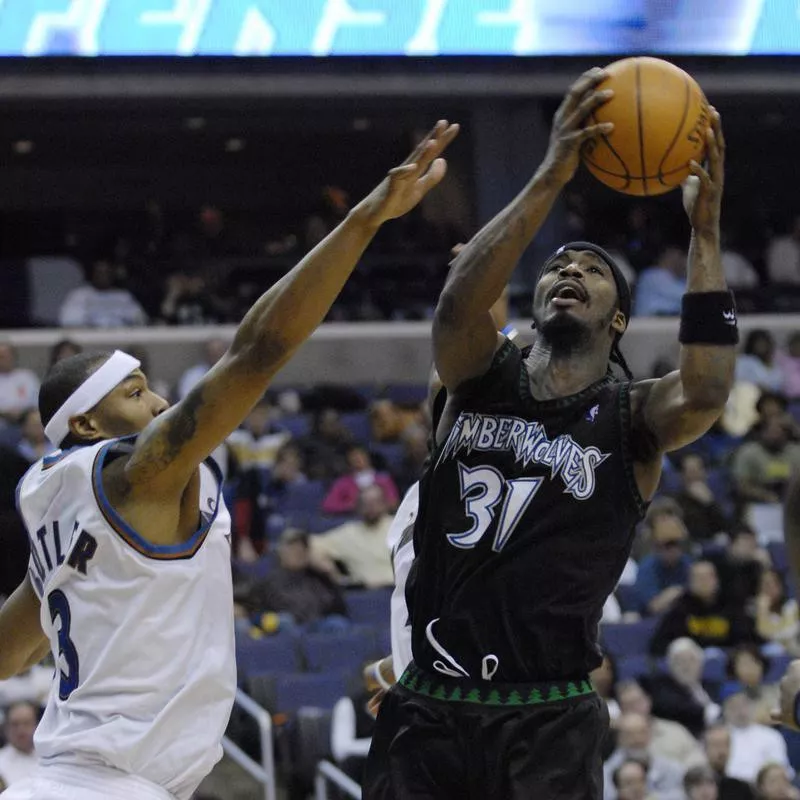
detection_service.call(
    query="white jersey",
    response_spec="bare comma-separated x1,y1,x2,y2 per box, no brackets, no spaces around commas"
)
16,438,236,800
386,482,419,676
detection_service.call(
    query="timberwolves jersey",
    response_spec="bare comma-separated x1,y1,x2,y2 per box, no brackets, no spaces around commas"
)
16,438,236,800
409,339,646,683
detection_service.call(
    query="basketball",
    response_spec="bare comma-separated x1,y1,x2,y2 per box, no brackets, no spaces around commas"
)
581,57,710,196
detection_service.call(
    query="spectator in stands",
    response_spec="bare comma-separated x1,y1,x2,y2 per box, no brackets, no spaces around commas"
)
616,681,704,767
300,408,353,481
650,560,756,655
702,724,755,800
611,759,654,800
670,453,731,541
633,247,687,317
623,204,662,272
737,331,785,393
227,399,290,473
755,568,800,655
311,485,394,588
58,258,147,328
270,443,307,490
47,339,82,368
707,525,768,611
369,399,424,443
238,529,349,636
395,422,430,493
722,684,789,784
603,713,684,800
721,234,759,290
725,644,779,726
635,506,693,615
684,766,719,800
0,343,39,423
321,444,399,515
755,764,800,800
776,332,800,401
304,186,350,251
732,417,800,505
176,338,228,400
765,213,800,285
160,270,229,326
15,408,53,463
0,701,38,786
591,654,620,722
644,638,721,738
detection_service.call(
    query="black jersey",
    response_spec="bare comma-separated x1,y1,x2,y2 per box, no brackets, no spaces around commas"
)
408,339,647,683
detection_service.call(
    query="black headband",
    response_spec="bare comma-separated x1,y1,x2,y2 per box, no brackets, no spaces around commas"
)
540,241,631,330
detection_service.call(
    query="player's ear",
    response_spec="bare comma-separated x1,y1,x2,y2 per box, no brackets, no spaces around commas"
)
68,413,100,443
611,310,627,336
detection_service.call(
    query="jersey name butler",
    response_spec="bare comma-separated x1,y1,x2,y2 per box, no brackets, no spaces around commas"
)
437,411,610,500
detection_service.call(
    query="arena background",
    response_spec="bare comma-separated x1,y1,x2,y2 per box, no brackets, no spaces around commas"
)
1,2,800,799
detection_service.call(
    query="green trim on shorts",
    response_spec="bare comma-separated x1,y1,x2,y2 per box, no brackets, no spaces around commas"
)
398,663,595,707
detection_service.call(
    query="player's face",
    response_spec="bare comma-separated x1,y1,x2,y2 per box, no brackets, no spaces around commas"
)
532,250,626,341
81,369,169,441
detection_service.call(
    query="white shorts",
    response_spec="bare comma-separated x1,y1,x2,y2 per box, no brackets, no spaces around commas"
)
2,763,176,800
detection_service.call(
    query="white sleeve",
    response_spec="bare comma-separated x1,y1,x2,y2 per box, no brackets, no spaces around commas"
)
330,697,371,762
59,289,87,327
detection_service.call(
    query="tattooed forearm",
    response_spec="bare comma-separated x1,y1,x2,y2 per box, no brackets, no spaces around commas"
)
436,164,563,324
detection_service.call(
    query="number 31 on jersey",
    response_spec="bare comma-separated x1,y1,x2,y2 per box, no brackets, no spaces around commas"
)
447,463,543,552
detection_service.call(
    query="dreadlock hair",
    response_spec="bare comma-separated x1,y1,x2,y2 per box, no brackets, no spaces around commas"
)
610,337,633,381
39,351,113,448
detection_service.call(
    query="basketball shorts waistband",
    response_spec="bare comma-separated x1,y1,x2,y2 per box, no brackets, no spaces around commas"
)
37,762,177,800
397,662,595,707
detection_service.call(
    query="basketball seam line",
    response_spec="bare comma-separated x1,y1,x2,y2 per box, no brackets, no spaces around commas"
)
635,61,648,196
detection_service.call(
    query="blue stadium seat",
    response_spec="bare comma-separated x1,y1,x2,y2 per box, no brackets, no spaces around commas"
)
706,468,733,515
275,414,311,438
234,553,278,580
345,588,392,626
340,412,371,443
302,629,378,673
384,384,427,406
789,402,800,427
616,654,653,681
307,515,350,534
279,481,327,514
377,626,392,656
601,618,660,659
236,634,300,678
275,671,349,713
782,729,800,772
769,542,789,574
702,653,727,683
766,653,793,684
372,443,405,474
615,584,639,614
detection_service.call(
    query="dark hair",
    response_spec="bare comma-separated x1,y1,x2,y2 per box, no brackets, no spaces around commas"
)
48,339,83,368
726,642,769,680
4,700,41,722
613,758,647,788
743,329,775,357
683,765,717,792
39,351,112,448
756,391,788,415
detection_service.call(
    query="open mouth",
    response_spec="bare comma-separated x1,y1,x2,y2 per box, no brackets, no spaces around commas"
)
549,281,587,306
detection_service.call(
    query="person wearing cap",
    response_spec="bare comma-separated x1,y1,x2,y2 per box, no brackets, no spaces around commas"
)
0,121,460,800
365,72,737,800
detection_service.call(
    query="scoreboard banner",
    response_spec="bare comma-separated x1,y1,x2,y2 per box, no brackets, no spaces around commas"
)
0,0,796,57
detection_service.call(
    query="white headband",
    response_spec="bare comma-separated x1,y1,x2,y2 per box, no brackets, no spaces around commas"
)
44,350,141,447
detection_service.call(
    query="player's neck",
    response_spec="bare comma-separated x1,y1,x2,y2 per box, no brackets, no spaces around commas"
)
524,340,609,401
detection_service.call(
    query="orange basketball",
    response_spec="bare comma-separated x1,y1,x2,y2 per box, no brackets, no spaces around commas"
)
581,57,710,197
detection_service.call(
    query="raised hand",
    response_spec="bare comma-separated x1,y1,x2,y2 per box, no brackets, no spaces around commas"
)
545,67,614,186
352,120,460,228
682,107,724,235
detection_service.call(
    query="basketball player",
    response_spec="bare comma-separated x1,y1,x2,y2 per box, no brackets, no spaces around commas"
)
364,69,736,799
0,120,458,800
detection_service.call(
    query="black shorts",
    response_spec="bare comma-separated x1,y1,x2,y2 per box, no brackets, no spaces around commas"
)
363,664,610,800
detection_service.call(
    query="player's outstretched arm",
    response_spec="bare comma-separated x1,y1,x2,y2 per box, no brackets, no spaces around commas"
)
631,110,735,463
0,574,49,680
125,121,459,494
432,68,613,392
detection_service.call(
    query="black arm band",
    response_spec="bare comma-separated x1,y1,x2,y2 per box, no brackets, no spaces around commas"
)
679,291,739,346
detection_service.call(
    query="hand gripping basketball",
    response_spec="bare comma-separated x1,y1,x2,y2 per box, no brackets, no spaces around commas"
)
682,108,725,235
545,68,615,186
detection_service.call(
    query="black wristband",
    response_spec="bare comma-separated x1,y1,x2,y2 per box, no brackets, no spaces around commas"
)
679,291,739,346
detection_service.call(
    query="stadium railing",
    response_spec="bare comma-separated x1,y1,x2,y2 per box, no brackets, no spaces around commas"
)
315,759,362,800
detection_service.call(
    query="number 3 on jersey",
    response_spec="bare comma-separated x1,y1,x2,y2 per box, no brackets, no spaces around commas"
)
48,590,80,700
447,463,543,552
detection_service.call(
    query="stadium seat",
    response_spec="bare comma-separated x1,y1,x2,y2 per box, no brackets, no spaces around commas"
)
769,542,789,574
615,584,639,614
307,515,350,534
236,634,300,678
279,481,327,514
247,673,278,715
384,384,427,406
601,618,660,659
372,443,405,474
616,654,653,681
345,588,392,626
302,628,378,673
702,653,727,683
377,626,392,656
766,653,793,684
275,672,349,714
340,412,371,443
706,468,733,515
275,414,311,438
234,553,278,580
